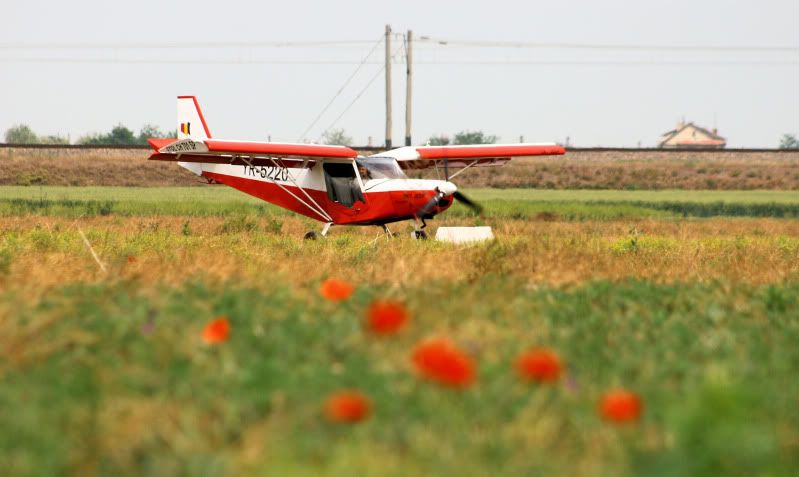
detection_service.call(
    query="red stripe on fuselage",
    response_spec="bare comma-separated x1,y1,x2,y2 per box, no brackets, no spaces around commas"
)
203,171,451,225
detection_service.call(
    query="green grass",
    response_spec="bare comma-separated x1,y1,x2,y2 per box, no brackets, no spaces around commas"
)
471,189,799,204
2,278,798,476
4,186,799,204
4,186,799,219
3,185,799,475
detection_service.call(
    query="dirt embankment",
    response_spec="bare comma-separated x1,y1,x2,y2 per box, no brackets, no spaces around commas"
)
446,150,799,190
0,147,200,186
3,147,799,189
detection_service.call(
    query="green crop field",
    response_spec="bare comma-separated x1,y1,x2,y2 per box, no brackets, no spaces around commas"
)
4,186,799,219
2,186,799,476
4,185,799,204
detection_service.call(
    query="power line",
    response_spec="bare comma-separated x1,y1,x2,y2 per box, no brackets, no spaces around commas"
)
319,44,404,141
298,37,383,142
416,60,799,66
0,40,377,50
0,57,370,64
319,65,385,141
4,38,797,53
415,38,799,53
2,57,798,66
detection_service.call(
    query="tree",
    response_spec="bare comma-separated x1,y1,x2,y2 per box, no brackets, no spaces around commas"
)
4,124,68,144
426,135,450,146
78,133,103,145
79,124,138,145
105,125,138,145
453,130,498,145
779,134,799,149
4,124,38,144
322,128,352,146
137,124,174,145
39,135,69,145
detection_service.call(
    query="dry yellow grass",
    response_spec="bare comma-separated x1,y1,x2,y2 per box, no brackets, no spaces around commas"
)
4,213,799,476
3,216,799,300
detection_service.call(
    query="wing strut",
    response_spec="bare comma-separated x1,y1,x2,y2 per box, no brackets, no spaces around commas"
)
446,159,480,181
268,157,334,223
238,156,334,223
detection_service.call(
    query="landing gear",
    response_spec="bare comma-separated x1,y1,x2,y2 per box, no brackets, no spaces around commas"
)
412,217,428,240
381,225,398,238
304,222,333,240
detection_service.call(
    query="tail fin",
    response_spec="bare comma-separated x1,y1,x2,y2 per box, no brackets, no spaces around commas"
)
177,95,212,140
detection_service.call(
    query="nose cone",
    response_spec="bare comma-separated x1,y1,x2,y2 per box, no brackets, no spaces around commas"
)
438,181,458,196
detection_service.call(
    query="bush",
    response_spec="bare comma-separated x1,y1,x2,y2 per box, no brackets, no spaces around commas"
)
218,215,259,234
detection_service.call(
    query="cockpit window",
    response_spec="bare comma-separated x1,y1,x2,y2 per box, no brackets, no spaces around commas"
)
355,157,407,180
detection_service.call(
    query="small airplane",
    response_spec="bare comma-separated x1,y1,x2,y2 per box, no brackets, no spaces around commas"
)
148,96,565,238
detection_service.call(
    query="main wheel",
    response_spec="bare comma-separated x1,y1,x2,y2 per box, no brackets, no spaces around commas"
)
304,231,318,240
413,230,428,240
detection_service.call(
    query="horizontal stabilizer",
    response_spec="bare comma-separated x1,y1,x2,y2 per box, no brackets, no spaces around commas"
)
156,138,209,154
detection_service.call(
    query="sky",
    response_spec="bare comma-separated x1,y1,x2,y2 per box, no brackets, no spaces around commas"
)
2,0,798,147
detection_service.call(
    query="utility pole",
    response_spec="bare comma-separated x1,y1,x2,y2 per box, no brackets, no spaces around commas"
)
405,30,413,146
385,24,392,149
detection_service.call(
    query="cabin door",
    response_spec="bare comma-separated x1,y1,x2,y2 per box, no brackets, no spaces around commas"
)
322,162,366,209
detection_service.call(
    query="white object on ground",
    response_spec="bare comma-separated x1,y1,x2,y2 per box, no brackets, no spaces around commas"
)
435,226,495,244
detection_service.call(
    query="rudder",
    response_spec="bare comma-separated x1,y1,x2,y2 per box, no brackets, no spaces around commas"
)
177,95,212,140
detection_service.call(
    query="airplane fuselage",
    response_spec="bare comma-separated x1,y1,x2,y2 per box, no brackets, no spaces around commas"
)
184,159,453,225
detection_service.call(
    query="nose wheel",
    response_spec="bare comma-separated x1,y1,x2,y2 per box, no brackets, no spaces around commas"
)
412,230,428,240
412,217,428,240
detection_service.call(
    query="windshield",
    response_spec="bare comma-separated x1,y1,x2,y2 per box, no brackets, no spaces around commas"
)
356,157,407,180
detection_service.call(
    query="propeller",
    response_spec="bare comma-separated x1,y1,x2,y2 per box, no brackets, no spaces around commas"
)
416,182,483,218
453,191,483,215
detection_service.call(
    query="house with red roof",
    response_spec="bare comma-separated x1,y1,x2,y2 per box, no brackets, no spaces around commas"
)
658,120,726,149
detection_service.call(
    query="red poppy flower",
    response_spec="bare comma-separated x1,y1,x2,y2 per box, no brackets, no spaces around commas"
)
320,278,355,302
411,338,476,388
324,390,371,423
599,389,643,423
515,348,563,383
127,255,137,263
365,300,410,335
202,316,231,344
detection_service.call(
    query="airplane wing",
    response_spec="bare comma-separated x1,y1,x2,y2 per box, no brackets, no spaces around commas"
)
147,138,358,168
376,143,565,170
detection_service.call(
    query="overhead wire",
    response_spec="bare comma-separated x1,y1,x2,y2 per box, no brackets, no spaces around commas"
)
4,57,798,66
413,37,799,53
318,43,405,142
415,60,799,66
0,40,377,49
317,65,386,142
297,36,383,142
3,35,798,70
3,38,798,53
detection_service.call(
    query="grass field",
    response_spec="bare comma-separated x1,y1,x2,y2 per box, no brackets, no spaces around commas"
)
2,186,799,476
4,186,799,219
5,186,799,203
